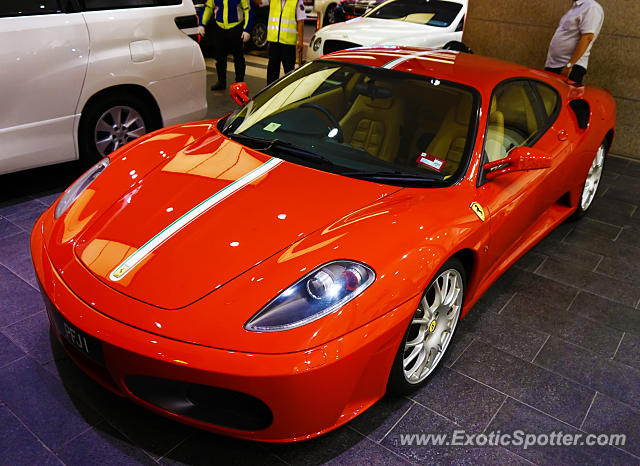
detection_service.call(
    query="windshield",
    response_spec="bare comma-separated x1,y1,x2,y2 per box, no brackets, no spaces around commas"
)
222,60,478,187
364,0,462,26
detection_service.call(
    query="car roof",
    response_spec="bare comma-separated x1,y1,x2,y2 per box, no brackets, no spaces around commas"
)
321,47,561,94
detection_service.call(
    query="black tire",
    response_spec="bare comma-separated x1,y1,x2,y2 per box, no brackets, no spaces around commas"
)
387,257,466,395
78,91,160,167
250,21,268,50
324,4,338,25
443,41,473,54
571,140,607,220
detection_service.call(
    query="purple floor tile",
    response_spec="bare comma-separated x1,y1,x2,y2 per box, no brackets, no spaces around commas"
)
324,435,411,465
0,265,44,327
0,332,26,368
0,357,103,451
487,397,637,465
534,337,640,409
2,312,58,365
501,293,623,358
0,232,38,288
0,220,23,240
412,367,506,431
453,340,594,427
0,405,63,465
160,431,285,465
381,403,527,465
582,393,640,458
456,308,549,361
56,421,156,465
267,425,368,465
34,192,63,208
2,199,47,231
614,333,640,371
348,395,414,442
569,291,640,336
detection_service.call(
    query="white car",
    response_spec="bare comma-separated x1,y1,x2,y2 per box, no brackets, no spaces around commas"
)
0,0,207,175
313,0,340,28
308,0,467,60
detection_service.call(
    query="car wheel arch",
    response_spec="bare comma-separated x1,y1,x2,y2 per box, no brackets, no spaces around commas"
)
410,247,475,308
604,129,614,153
78,84,163,165
80,84,163,131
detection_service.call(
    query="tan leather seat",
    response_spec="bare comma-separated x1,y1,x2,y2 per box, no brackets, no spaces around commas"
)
497,84,538,146
425,93,473,173
339,83,403,162
485,96,505,162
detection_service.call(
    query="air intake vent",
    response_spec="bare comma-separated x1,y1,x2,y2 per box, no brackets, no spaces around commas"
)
323,40,360,55
126,375,273,431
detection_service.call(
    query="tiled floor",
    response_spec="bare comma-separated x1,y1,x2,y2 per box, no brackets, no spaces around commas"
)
2,154,639,465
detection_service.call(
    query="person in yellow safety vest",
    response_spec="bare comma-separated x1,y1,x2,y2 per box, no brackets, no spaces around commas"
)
266,0,306,84
200,0,253,90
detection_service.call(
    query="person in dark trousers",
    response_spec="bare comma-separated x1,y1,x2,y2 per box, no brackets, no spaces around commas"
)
266,0,306,85
200,0,253,90
545,0,604,85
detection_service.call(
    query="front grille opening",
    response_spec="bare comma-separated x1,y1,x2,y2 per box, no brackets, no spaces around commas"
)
323,40,360,55
125,376,273,431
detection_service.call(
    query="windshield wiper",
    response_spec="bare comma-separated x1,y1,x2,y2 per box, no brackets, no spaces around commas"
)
340,170,444,182
226,133,334,166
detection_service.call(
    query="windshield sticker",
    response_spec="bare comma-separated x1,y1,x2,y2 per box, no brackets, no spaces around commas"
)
264,122,281,132
417,153,446,172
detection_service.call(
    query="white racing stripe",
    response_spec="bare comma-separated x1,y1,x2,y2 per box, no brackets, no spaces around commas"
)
383,50,451,70
109,158,283,281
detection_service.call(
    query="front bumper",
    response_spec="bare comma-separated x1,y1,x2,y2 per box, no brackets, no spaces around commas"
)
31,218,412,442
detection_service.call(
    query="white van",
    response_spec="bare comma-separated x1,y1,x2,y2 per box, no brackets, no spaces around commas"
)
0,0,207,174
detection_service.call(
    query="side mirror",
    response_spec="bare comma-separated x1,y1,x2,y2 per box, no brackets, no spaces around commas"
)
483,146,552,180
229,82,250,106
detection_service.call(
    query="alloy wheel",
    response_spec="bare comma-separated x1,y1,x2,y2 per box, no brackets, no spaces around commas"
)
403,268,463,384
580,143,605,211
94,106,146,157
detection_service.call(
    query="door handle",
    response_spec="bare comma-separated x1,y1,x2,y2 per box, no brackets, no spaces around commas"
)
557,130,568,141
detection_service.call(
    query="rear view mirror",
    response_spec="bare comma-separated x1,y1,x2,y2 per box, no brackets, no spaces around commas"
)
483,146,552,180
230,82,250,106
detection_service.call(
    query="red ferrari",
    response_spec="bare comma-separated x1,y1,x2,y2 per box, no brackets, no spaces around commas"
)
32,48,615,442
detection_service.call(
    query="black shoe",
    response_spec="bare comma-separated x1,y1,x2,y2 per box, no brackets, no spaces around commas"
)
210,81,226,91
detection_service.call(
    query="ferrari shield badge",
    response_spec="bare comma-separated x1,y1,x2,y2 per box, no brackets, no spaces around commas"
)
470,202,486,222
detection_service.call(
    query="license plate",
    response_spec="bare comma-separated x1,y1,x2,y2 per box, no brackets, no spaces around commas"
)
44,296,105,365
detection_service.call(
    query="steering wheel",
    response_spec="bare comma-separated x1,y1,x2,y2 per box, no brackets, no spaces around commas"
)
299,103,344,142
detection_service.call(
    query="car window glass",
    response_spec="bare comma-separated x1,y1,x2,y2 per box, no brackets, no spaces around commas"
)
0,0,63,17
224,61,478,185
81,0,180,10
311,69,355,97
485,81,540,162
365,0,462,27
535,82,560,119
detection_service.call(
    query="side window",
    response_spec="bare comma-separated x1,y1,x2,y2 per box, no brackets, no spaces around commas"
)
484,81,540,162
456,15,464,32
81,0,180,10
0,0,64,17
535,82,560,120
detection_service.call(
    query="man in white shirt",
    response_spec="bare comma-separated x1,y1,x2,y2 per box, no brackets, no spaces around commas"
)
545,0,604,84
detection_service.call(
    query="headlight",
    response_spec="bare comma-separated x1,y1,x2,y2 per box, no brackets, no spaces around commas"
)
245,260,375,332
312,36,322,52
54,158,110,219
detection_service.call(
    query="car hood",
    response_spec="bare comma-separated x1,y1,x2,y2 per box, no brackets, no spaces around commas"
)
74,132,399,309
319,17,449,45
